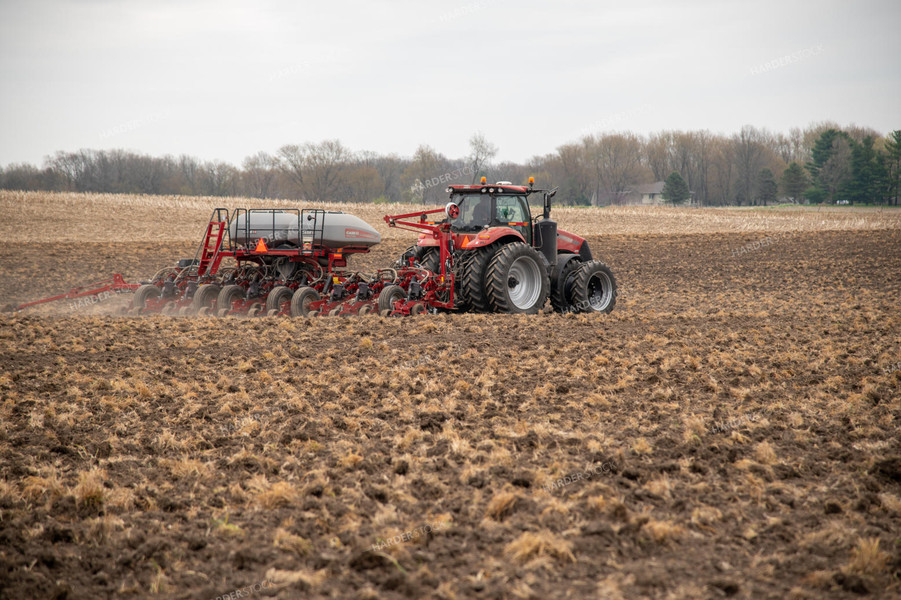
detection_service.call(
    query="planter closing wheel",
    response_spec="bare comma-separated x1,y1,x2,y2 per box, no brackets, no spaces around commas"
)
192,284,220,313
377,284,405,314
290,287,320,317
266,286,293,315
133,284,161,311
217,285,244,316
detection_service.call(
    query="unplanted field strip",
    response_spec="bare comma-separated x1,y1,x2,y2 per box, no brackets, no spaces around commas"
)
1,191,899,244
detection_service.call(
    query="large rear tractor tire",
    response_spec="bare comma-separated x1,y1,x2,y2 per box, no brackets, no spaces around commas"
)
266,286,293,314
192,284,220,313
217,285,245,316
460,244,496,313
377,284,405,314
290,286,320,317
133,284,161,310
485,243,549,314
570,261,617,314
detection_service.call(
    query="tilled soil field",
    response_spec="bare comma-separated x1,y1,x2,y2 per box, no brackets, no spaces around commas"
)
0,202,900,599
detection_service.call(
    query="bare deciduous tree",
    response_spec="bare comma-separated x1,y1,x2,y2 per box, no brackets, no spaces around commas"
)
468,133,498,184
583,133,646,205
277,140,352,202
733,126,767,205
403,145,449,204
241,151,278,199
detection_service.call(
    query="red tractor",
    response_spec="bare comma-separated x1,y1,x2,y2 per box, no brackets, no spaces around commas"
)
395,177,616,314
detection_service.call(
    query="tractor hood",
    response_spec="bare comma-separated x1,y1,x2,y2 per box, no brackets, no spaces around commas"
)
417,226,587,255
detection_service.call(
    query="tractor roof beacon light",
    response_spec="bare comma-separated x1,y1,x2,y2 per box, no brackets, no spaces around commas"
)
529,176,535,188
480,176,487,185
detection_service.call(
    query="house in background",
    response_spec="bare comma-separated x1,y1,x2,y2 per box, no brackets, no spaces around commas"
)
627,182,695,205
634,182,665,205
593,182,695,206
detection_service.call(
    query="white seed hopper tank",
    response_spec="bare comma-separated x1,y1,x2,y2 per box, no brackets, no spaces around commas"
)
229,210,381,249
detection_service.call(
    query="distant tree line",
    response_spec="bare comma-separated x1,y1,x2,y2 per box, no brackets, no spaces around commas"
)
1,125,898,206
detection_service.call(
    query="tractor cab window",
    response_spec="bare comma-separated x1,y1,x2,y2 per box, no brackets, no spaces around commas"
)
450,194,491,232
494,196,528,224
494,195,531,243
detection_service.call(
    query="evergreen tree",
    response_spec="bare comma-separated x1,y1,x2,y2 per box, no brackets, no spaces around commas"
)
780,162,808,202
662,171,690,206
806,129,853,203
884,130,901,205
756,168,778,205
848,136,889,204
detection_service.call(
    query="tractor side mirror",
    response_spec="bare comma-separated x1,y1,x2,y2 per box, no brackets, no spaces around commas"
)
543,187,558,219
445,202,460,219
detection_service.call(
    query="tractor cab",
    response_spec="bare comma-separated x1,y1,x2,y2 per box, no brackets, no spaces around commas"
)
446,186,533,244
411,177,580,259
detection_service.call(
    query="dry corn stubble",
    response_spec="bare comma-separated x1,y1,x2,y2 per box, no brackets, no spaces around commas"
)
0,194,899,598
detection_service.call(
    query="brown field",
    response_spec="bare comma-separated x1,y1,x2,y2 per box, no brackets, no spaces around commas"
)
1,191,900,599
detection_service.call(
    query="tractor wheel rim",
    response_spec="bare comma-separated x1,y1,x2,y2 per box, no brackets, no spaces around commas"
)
586,271,612,310
507,256,541,309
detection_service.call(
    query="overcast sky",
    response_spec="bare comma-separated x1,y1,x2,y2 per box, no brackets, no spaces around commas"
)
1,0,899,167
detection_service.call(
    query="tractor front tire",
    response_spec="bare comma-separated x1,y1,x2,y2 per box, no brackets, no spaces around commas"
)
570,261,617,314
485,243,549,314
418,247,440,273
